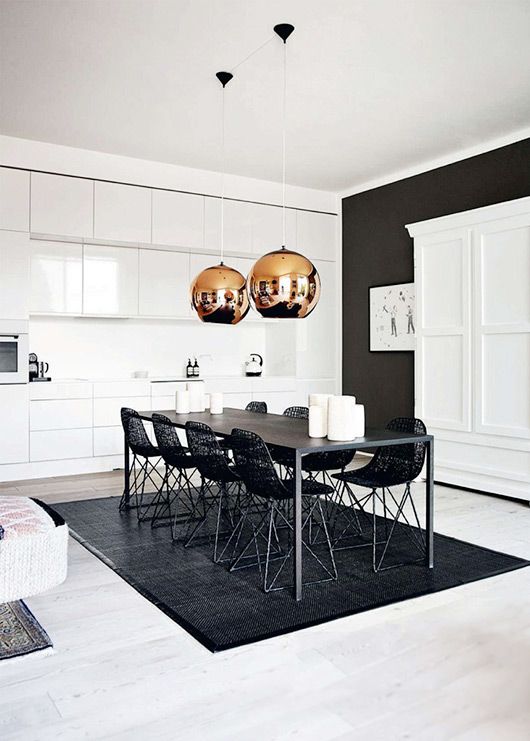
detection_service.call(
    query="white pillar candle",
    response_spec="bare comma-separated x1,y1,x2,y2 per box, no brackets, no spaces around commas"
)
308,405,326,438
187,381,205,413
308,393,333,436
175,390,190,414
210,392,224,415
352,404,365,437
327,395,357,441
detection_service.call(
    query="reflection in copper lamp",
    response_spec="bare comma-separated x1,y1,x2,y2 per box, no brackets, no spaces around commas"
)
190,263,249,325
248,246,321,318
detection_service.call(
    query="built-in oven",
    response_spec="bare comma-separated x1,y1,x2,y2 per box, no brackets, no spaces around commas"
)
0,332,29,384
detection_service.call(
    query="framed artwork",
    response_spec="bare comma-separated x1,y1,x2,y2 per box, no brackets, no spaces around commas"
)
369,283,416,351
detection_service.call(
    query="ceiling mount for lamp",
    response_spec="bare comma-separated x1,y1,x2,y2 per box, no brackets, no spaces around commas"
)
273,23,295,43
189,69,249,325
248,21,322,320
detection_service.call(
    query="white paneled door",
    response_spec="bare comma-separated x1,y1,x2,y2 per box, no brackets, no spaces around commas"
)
473,213,530,439
414,227,472,432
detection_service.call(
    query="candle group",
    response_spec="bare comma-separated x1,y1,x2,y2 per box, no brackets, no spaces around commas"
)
308,393,365,441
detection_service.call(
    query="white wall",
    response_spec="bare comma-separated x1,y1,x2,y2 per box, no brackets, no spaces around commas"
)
29,315,266,380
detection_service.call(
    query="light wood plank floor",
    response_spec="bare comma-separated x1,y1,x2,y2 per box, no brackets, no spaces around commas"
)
0,472,529,741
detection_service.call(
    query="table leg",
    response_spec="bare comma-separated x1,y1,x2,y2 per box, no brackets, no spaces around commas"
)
123,431,131,508
294,450,303,601
425,438,434,568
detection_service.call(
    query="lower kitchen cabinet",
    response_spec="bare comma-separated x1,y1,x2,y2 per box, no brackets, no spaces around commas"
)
0,385,29,465
93,395,151,428
30,428,93,462
93,426,124,457
30,398,92,431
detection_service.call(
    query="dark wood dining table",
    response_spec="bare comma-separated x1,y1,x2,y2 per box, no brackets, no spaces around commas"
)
124,408,434,601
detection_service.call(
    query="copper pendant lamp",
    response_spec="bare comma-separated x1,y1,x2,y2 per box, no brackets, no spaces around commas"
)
248,24,321,319
190,71,249,325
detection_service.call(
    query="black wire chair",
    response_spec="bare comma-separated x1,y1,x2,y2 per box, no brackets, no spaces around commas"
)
245,401,268,414
269,406,308,471
228,427,337,593
118,408,162,520
332,417,428,572
184,421,243,563
151,414,202,538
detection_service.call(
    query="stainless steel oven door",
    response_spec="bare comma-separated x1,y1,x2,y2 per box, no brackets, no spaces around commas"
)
0,333,28,384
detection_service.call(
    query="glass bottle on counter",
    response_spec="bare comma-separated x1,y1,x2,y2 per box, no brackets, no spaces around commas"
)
193,358,199,377
186,359,193,378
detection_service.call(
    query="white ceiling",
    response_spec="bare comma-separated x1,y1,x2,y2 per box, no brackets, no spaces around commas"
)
1,0,529,192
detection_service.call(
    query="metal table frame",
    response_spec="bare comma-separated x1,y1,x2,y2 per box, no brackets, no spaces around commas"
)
123,408,434,601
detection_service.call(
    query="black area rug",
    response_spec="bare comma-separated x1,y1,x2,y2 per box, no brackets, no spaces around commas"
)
52,497,528,652
0,601,52,661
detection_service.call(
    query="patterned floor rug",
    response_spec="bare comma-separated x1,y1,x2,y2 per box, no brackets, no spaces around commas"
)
0,601,52,661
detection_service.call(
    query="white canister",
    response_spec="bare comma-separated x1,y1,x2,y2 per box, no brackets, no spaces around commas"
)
175,390,190,414
188,381,205,413
308,405,326,438
210,392,224,415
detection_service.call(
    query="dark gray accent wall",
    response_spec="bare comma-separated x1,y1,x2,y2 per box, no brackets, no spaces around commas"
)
342,138,530,428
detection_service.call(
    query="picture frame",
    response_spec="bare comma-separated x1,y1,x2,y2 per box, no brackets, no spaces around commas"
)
369,282,416,351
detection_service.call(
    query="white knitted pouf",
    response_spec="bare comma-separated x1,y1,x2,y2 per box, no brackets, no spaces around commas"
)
0,497,68,604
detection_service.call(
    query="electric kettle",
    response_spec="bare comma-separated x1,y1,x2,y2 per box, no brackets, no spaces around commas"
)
245,353,263,377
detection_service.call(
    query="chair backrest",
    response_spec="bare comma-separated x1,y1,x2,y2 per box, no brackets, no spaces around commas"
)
245,401,267,414
283,406,309,420
371,417,427,481
231,428,286,500
185,420,232,481
121,407,156,456
152,413,187,465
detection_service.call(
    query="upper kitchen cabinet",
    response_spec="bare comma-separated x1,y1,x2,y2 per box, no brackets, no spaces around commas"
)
83,244,139,316
0,231,30,322
94,181,151,243
296,210,337,261
0,167,29,232
204,197,254,255
139,249,190,317
30,241,82,314
296,259,337,378
252,203,296,254
152,190,204,249
31,172,93,238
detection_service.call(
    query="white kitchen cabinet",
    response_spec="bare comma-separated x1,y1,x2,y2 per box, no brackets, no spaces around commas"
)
94,181,151,243
256,391,297,415
93,396,151,427
0,231,29,322
252,203,296,253
93,380,151,398
408,196,530,502
0,167,29,232
93,426,124,457
139,249,190,317
204,197,254,255
30,398,92,431
29,381,92,401
296,259,337,379
83,244,139,316
31,172,93,238
30,428,93,462
296,210,337,261
0,384,29,464
152,190,204,249
29,240,83,314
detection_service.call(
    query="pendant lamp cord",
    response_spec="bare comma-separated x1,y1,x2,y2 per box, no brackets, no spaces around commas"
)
220,84,226,265
282,39,287,248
